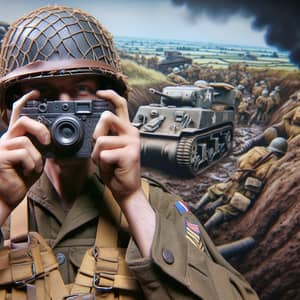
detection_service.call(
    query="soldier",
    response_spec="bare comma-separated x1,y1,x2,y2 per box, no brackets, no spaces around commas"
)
262,91,276,123
251,82,263,100
196,137,288,231
233,84,244,108
272,85,281,106
248,88,269,125
0,5,259,300
167,67,189,84
237,97,251,124
236,105,300,155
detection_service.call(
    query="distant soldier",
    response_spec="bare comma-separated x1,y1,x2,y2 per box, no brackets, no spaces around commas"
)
195,137,288,231
273,85,281,105
167,67,189,84
248,88,269,125
263,92,276,123
251,82,263,99
233,84,244,108
237,97,250,124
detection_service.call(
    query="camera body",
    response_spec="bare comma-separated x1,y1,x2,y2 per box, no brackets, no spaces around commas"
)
20,100,114,158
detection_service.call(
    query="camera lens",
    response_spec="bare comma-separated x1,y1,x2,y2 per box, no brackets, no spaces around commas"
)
51,116,84,154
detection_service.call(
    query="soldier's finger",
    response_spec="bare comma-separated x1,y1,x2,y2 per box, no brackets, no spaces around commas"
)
93,136,128,152
5,116,51,145
3,136,44,173
9,90,40,125
1,148,43,175
93,110,135,139
96,90,129,122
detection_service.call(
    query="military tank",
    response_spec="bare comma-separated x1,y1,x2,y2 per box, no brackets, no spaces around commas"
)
132,83,235,176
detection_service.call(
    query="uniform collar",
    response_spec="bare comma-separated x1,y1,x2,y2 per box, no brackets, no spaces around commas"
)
28,171,105,246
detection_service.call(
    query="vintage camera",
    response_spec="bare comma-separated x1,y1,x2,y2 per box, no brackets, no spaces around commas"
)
20,100,114,158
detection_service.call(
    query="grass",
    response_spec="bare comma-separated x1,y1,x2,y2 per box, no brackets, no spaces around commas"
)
121,59,168,86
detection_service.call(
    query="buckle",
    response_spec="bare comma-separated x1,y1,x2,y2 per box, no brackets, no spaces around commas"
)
92,246,98,258
14,262,36,288
93,273,113,292
63,294,95,300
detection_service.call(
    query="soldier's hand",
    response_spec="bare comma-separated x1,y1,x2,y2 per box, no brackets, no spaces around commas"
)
92,90,156,257
91,90,142,202
0,91,51,224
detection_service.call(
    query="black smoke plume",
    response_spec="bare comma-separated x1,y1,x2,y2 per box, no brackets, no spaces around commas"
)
171,0,300,67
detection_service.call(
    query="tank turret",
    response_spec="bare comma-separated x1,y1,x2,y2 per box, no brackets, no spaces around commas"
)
133,83,235,176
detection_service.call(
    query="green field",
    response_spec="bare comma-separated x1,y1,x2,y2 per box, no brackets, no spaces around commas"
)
116,36,297,71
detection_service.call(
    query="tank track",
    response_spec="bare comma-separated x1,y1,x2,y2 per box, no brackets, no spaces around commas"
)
176,125,233,176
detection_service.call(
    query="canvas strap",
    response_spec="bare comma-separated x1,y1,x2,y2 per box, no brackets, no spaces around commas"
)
5,179,150,300
70,180,149,299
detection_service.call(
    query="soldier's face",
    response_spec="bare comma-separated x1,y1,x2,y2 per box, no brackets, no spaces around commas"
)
19,75,100,102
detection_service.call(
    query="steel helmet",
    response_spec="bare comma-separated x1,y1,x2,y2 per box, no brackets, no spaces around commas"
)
194,80,208,87
268,137,288,155
172,67,180,74
0,5,128,115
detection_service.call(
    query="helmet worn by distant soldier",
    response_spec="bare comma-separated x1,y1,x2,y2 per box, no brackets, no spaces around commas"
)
262,89,269,97
172,66,180,74
268,137,288,155
0,5,128,118
194,79,208,87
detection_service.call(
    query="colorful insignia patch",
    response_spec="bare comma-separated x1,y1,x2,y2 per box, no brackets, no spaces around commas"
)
184,219,206,252
175,200,190,215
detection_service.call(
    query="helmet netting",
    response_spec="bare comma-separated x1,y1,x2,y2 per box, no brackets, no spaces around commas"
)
0,5,121,78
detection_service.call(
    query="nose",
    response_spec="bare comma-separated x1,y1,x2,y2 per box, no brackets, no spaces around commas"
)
59,93,72,101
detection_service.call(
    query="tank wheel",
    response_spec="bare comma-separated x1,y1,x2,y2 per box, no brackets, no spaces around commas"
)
207,147,215,162
176,136,202,176
190,139,202,172
224,130,232,151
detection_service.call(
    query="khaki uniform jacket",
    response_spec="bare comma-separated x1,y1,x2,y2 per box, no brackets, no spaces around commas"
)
208,147,277,202
2,172,259,300
273,106,300,140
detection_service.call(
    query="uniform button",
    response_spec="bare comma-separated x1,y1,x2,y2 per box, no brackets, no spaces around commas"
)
162,248,174,265
56,252,66,265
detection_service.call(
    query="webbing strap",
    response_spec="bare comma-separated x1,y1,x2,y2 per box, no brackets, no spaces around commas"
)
11,288,27,300
71,180,150,297
95,187,119,248
5,178,150,299
0,290,6,300
10,196,28,241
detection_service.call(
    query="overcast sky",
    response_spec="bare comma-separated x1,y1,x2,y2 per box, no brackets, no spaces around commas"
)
0,0,268,47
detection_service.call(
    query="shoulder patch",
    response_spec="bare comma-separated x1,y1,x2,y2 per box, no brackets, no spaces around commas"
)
184,219,206,252
175,200,190,215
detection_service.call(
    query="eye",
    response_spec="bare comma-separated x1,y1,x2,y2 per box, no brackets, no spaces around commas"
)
74,81,98,97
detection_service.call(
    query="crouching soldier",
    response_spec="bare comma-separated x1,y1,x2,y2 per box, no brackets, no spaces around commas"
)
196,137,288,231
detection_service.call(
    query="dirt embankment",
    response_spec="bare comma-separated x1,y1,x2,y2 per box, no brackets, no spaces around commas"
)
129,72,300,300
